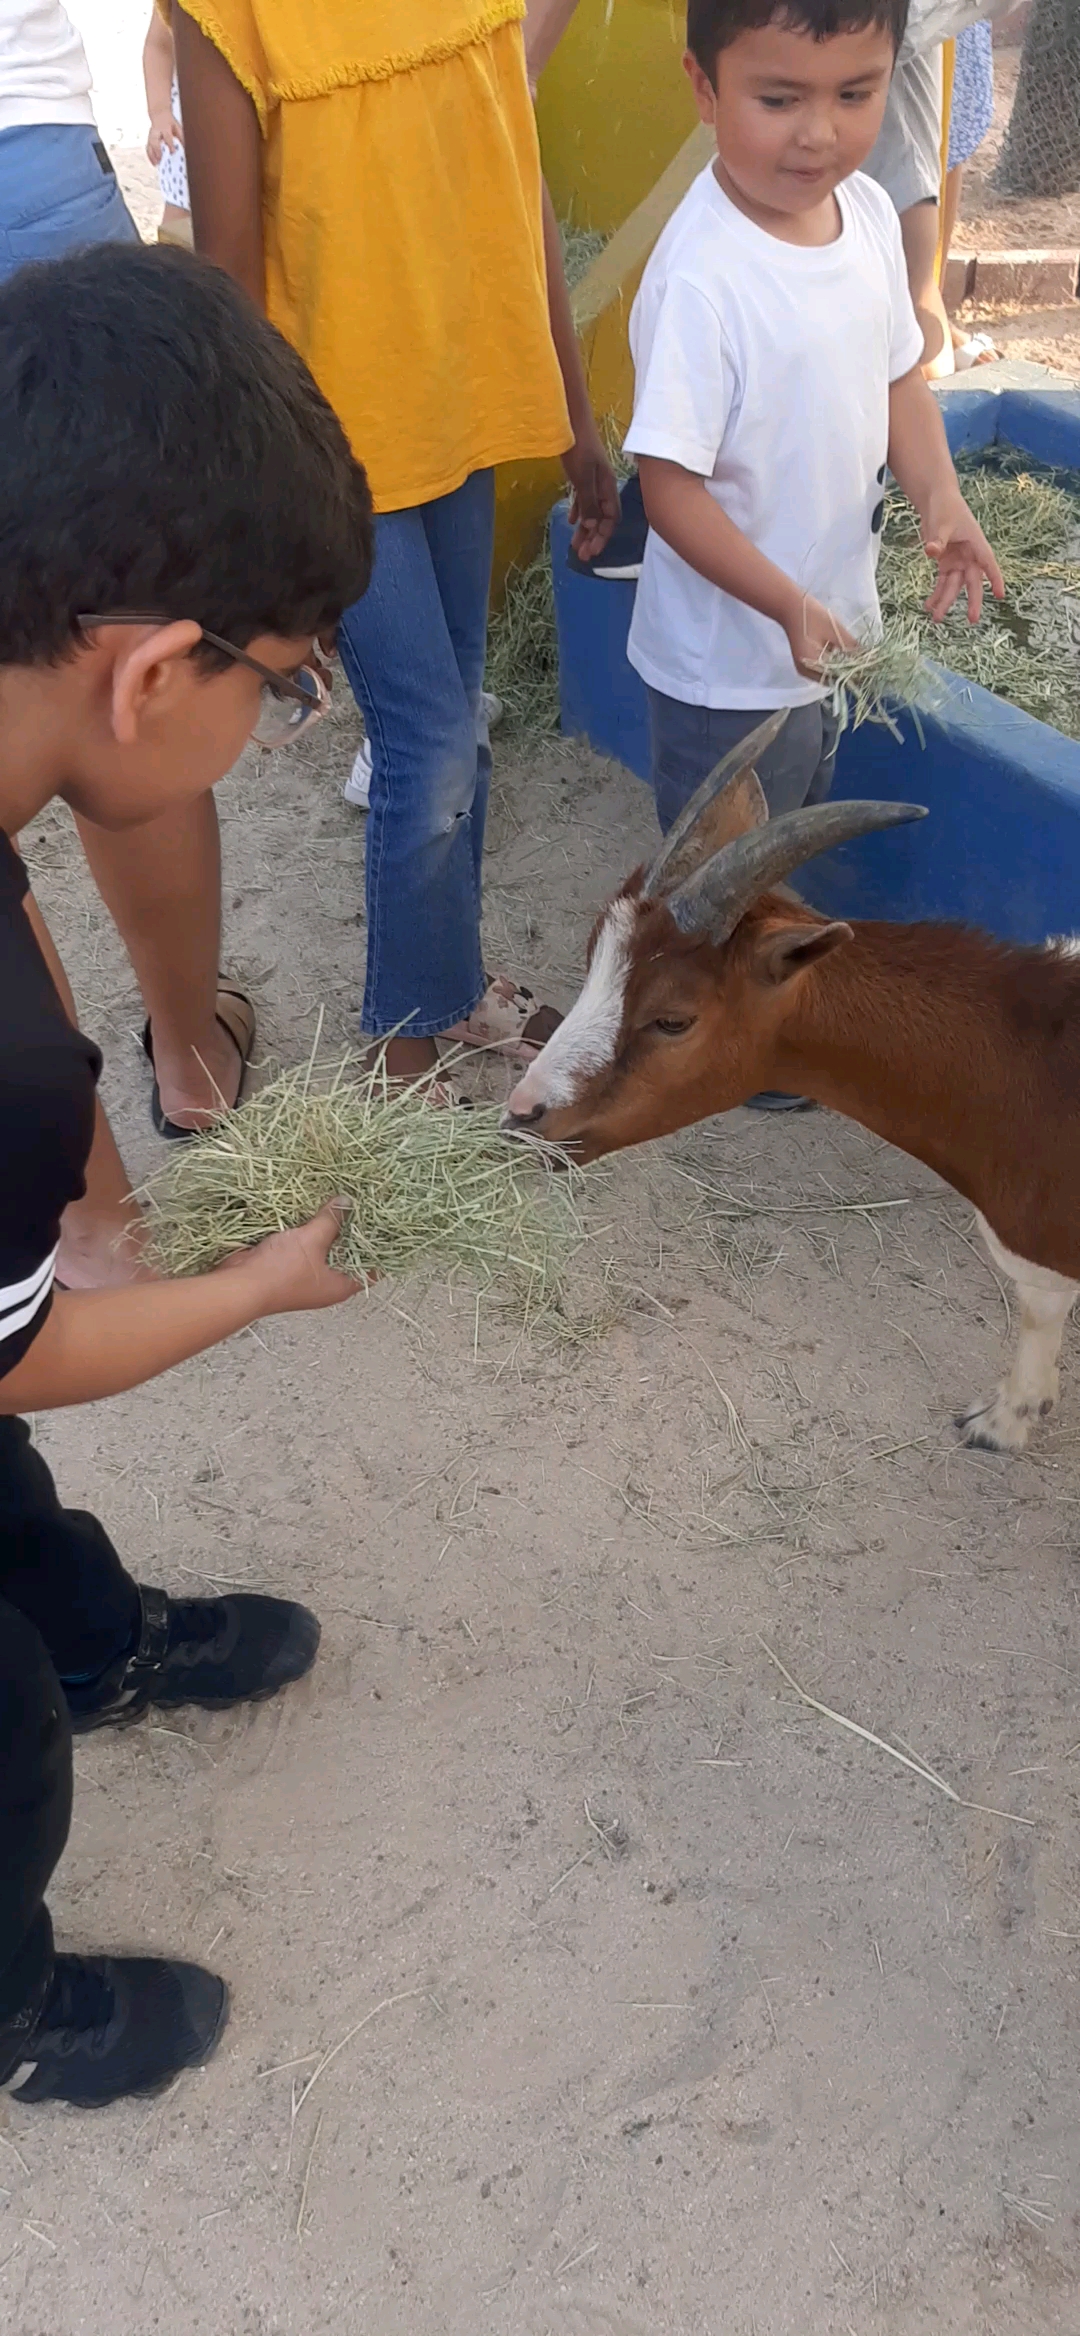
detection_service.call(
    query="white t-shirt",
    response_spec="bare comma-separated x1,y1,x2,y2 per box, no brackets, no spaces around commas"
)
624,166,923,711
0,0,94,131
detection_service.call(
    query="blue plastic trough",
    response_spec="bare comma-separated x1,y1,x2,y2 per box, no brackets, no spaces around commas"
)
551,387,1080,944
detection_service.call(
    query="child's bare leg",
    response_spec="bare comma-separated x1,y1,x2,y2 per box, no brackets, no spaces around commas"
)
157,203,193,249
75,792,244,1130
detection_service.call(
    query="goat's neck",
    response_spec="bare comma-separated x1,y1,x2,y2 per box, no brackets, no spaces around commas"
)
772,920,1066,1241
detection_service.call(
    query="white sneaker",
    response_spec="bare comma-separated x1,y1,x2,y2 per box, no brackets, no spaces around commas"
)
343,694,503,812
343,737,372,809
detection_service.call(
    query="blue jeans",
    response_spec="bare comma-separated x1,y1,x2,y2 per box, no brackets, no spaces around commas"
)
647,689,840,837
338,469,495,1037
0,125,138,284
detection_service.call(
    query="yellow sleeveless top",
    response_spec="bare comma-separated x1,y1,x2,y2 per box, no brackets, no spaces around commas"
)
183,1,570,511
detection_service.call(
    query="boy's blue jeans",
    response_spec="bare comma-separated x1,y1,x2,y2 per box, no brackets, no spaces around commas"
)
0,125,138,284
337,469,495,1038
647,688,840,837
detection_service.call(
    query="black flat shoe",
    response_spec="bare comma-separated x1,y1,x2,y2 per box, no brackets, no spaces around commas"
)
0,1953,227,2107
66,1584,320,1732
142,982,256,1141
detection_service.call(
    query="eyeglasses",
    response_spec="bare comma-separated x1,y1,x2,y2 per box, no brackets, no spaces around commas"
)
77,612,331,750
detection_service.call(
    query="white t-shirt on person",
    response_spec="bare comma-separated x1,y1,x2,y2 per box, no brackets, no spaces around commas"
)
0,1,94,131
624,165,924,711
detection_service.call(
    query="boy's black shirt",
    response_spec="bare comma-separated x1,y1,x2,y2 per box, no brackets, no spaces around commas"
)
0,830,100,1378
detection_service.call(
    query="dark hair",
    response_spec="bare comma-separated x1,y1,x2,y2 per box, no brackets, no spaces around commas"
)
0,242,373,666
688,0,909,75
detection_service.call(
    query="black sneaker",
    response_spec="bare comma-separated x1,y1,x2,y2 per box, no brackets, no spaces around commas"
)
0,1953,227,2107
66,1585,320,1733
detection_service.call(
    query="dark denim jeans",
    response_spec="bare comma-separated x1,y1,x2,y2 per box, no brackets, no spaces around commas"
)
647,689,840,837
0,1418,140,2040
337,468,496,1038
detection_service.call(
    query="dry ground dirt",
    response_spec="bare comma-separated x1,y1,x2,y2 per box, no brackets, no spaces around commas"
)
4,703,1080,2336
4,9,1080,2327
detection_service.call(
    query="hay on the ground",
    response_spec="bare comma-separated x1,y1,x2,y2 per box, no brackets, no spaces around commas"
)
143,1055,579,1320
486,547,561,743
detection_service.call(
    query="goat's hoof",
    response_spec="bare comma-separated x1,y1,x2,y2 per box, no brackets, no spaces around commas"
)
956,1395,1032,1454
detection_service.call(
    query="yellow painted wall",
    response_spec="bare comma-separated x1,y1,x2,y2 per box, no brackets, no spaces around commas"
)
493,120,713,596
535,0,694,235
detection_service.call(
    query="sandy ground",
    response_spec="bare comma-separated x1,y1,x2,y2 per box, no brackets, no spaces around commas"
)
3,11,1080,2331
4,709,1080,2335
950,41,1080,373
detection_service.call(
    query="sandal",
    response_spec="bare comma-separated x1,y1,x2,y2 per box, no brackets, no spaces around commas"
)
952,331,999,371
142,982,257,1141
441,976,562,1068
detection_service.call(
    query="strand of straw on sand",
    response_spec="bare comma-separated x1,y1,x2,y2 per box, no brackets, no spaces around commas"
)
759,1639,1034,1826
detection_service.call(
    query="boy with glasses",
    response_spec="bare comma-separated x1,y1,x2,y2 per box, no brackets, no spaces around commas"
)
0,240,373,2109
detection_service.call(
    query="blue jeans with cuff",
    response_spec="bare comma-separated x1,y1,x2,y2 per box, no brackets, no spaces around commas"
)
647,689,840,837
0,124,138,285
337,468,495,1038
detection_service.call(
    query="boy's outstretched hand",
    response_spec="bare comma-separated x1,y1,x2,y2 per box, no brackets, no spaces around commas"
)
922,492,1005,625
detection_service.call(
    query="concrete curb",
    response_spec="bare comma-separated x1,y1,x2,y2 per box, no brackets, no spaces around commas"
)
946,248,1079,314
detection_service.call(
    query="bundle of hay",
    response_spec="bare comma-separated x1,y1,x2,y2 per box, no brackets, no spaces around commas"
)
143,1055,579,1322
817,621,933,739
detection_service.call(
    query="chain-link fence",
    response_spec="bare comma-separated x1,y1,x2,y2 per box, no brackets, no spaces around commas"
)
993,0,1080,198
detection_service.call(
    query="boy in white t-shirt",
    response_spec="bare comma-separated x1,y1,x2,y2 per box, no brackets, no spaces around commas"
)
626,0,1002,868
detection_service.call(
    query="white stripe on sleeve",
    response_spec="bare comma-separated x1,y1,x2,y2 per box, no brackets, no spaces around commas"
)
0,1244,58,1339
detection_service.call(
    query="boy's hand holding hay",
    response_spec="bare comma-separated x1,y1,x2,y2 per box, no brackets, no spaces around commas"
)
786,593,859,684
211,1196,363,1311
144,1055,580,1326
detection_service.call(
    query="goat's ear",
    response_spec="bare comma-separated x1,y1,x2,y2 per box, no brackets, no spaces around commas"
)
753,921,854,986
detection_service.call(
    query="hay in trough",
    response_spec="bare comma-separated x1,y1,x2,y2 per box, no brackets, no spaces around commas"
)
560,219,609,291
818,452,1080,740
874,450,1080,739
143,1052,580,1320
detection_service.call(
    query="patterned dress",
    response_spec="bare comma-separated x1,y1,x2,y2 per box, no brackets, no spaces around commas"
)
157,75,188,211
948,20,995,170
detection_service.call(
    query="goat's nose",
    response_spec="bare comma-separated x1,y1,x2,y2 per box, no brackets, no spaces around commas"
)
502,1101,546,1131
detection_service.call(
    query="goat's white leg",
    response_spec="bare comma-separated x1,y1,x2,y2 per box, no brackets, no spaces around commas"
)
957,1213,1077,1453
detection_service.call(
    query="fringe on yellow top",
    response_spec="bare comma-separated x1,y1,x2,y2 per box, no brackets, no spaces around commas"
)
180,1,571,511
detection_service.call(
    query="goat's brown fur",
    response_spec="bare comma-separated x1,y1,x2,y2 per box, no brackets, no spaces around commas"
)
522,884,1080,1281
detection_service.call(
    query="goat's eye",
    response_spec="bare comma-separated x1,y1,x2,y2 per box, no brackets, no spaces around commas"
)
652,1016,693,1037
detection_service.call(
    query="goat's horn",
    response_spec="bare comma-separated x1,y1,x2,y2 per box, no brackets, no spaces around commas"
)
641,710,788,900
667,798,928,942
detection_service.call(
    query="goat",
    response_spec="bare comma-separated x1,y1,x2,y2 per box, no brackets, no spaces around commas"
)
504,711,1080,1455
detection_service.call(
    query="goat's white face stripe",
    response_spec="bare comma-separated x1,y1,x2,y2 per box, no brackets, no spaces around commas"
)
515,898,635,1111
